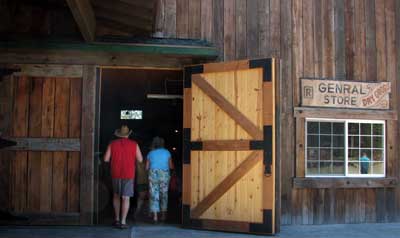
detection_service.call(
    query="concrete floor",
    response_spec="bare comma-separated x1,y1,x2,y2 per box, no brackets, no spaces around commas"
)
1,222,400,238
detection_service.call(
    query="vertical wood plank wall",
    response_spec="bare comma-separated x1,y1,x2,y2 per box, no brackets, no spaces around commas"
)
156,0,400,224
1,76,82,214
0,77,15,211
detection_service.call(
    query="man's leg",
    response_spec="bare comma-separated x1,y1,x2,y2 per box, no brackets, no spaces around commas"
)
135,191,145,218
120,196,130,225
113,193,121,222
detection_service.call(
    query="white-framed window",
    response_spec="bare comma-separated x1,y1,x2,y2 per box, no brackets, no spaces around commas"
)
305,118,385,178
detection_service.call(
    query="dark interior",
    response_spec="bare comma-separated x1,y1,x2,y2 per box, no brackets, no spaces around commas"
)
98,68,183,224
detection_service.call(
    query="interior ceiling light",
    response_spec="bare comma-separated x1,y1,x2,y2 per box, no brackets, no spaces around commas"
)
146,94,183,100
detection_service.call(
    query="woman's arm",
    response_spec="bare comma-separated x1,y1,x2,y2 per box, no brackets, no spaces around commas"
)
169,157,174,170
103,145,111,162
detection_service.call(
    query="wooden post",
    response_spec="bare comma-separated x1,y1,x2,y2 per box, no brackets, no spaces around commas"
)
80,65,96,224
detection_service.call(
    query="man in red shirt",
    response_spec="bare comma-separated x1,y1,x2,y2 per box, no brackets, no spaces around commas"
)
104,125,143,229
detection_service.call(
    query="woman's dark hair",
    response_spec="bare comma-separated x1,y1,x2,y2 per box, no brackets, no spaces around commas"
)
151,136,164,149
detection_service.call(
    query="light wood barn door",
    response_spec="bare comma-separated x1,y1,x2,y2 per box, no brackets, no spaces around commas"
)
182,59,276,235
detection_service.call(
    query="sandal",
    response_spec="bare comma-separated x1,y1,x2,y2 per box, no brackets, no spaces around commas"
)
120,223,129,229
112,220,121,228
151,217,158,224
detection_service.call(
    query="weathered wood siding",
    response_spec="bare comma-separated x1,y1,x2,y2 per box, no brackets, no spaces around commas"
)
156,0,400,225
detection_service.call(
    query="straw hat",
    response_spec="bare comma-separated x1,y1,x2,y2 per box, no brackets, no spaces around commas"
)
114,125,132,138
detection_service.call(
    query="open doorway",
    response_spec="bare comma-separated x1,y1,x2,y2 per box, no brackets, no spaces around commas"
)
98,68,183,225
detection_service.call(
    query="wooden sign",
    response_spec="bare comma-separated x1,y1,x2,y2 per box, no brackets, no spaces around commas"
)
301,79,391,109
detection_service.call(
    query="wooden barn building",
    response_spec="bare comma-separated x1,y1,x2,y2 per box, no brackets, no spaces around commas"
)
0,0,399,235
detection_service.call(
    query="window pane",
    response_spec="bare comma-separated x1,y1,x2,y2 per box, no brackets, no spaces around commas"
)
348,162,359,174
120,110,143,120
373,149,384,161
333,122,345,135
373,124,383,135
373,136,383,148
320,162,332,174
372,162,384,174
333,149,345,161
320,149,331,161
307,162,319,175
320,122,332,134
320,135,332,147
332,162,345,175
348,149,359,161
348,136,359,147
307,135,319,147
360,136,371,148
333,135,344,147
307,122,319,134
360,149,371,158
307,148,319,161
361,123,372,135
359,152,371,174
348,123,359,134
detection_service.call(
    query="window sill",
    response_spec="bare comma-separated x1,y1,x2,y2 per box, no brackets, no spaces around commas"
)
293,177,398,189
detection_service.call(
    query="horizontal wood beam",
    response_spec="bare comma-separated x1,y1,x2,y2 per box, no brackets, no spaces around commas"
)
192,75,264,140
3,138,80,152
294,107,398,120
191,140,260,151
190,151,262,218
203,140,251,151
293,177,398,189
0,40,218,59
0,49,186,68
1,64,83,78
66,0,96,42
200,219,250,233
202,60,250,73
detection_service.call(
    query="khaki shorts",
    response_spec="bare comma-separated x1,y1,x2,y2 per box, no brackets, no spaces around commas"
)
112,178,134,197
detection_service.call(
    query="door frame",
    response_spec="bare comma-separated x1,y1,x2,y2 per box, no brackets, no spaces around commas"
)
94,65,183,224
181,58,281,234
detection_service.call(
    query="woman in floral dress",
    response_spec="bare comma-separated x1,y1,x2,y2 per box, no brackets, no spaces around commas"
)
146,137,174,223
